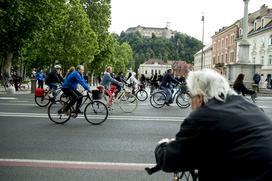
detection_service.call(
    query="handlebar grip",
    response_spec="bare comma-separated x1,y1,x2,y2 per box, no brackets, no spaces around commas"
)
145,165,161,175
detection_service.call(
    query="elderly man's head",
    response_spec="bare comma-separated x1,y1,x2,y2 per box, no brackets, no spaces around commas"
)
187,69,236,110
76,65,84,75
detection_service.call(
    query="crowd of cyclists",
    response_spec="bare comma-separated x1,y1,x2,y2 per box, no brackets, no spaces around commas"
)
36,64,189,112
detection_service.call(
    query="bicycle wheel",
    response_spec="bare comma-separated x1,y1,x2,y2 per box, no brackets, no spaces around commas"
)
176,93,190,109
84,100,108,125
150,91,166,108
48,100,71,124
119,93,138,113
35,95,51,107
136,90,148,101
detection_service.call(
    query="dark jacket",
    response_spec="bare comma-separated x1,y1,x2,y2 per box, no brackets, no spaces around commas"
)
45,70,64,85
233,82,255,96
160,73,180,88
155,95,272,181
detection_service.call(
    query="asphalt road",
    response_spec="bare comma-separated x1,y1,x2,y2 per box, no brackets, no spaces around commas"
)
0,93,272,181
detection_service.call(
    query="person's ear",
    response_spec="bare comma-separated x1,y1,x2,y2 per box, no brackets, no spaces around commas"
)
197,94,204,107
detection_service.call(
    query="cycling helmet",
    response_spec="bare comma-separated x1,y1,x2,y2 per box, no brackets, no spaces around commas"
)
54,65,61,69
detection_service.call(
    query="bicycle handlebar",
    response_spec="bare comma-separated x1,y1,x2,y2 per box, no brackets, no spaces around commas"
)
145,165,161,175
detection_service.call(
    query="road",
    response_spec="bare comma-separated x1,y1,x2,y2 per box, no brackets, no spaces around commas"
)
0,93,272,181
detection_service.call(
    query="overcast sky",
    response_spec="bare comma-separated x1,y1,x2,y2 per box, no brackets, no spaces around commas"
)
109,0,272,44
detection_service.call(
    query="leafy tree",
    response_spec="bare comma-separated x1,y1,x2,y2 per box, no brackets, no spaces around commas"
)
0,0,54,76
117,31,203,72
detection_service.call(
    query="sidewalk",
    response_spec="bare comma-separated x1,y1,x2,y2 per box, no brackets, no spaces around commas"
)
0,86,31,95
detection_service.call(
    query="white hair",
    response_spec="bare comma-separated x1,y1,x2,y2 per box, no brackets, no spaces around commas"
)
187,69,236,103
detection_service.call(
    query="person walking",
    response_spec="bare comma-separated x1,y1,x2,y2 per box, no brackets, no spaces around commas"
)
36,68,45,89
154,69,272,181
253,72,261,92
266,74,272,89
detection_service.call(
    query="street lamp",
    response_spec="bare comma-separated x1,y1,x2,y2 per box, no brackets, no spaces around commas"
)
201,12,205,69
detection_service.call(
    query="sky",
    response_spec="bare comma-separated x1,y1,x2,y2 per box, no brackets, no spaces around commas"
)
109,0,272,44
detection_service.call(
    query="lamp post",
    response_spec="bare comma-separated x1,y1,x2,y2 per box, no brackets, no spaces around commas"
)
201,13,205,69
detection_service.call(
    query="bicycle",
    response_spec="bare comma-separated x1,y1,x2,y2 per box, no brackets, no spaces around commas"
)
47,91,108,125
133,83,148,101
150,83,190,109
102,84,138,113
34,84,63,107
145,165,198,181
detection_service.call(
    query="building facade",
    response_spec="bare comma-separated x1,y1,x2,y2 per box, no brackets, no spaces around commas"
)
138,59,171,78
211,22,239,75
237,5,272,78
193,43,213,71
126,25,176,39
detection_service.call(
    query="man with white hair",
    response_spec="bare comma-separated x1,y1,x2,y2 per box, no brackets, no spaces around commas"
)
154,69,272,180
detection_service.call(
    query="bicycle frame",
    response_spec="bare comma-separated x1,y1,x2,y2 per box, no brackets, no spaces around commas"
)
170,84,188,101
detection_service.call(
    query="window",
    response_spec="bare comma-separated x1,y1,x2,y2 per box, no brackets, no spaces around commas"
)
226,53,228,63
252,57,256,64
269,35,272,45
225,37,228,47
239,28,243,37
222,39,224,48
254,21,257,31
151,69,154,75
221,55,224,63
261,56,264,65
145,70,147,74
230,52,234,62
261,18,264,28
269,55,272,65
159,70,161,74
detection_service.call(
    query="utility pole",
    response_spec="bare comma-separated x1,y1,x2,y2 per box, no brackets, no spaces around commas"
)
201,13,205,69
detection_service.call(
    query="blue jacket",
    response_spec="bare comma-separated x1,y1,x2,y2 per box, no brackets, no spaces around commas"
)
62,70,90,91
101,72,119,90
36,71,45,81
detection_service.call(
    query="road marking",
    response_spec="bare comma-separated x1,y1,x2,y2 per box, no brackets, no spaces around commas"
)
0,112,185,122
0,97,17,100
0,158,155,171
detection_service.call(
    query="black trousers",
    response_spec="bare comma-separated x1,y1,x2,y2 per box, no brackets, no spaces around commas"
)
37,80,44,89
62,88,83,111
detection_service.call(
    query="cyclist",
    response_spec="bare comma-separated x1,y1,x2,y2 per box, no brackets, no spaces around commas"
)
233,73,257,101
45,65,64,99
160,69,181,105
127,72,139,94
154,69,272,181
100,66,122,106
61,65,91,114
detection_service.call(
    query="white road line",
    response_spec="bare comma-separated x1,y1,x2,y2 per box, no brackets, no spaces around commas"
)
0,112,185,122
0,97,17,100
0,158,155,171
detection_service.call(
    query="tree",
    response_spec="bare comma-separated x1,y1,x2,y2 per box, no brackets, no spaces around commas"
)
0,0,51,76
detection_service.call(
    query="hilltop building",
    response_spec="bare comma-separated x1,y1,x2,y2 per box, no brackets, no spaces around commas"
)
126,25,176,39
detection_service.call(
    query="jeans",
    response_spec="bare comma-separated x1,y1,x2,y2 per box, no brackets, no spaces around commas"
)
48,83,58,97
161,86,172,103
